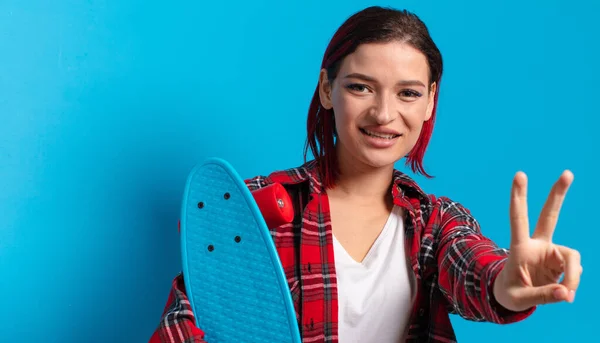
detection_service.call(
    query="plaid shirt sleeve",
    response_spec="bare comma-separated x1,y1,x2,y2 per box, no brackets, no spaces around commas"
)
148,273,207,343
431,195,535,323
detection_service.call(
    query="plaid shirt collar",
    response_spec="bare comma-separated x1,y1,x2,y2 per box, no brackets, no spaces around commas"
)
269,159,432,207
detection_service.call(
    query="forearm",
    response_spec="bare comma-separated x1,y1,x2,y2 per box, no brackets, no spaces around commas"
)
432,196,534,323
437,233,516,322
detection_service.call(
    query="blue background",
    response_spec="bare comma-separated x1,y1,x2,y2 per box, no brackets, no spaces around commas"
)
1,0,597,342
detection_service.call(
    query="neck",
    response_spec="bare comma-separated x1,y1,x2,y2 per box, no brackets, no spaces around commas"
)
328,145,395,204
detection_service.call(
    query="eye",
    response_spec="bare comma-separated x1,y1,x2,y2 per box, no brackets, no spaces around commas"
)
398,89,422,99
346,83,370,93
398,89,422,98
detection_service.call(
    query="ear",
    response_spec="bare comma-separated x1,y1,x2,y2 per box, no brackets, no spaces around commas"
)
425,82,437,121
318,68,333,110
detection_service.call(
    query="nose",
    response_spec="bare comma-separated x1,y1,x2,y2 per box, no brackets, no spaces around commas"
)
370,93,395,125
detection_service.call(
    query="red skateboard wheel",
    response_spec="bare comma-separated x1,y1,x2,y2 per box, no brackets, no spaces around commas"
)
178,183,294,233
251,183,294,228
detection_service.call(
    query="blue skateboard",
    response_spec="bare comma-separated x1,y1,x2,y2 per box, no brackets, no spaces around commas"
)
180,158,301,343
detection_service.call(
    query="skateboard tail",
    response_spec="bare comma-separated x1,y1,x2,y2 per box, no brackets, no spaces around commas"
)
179,157,302,343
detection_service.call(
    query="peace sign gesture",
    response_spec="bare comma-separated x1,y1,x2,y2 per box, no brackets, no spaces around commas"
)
492,170,583,312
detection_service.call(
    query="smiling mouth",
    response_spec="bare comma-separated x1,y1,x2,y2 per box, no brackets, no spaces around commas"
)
359,128,401,139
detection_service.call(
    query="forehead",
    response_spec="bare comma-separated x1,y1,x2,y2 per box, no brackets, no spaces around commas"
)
338,41,430,82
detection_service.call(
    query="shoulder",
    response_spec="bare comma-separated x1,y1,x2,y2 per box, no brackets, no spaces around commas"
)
243,159,317,192
420,193,486,243
391,169,477,226
426,194,478,227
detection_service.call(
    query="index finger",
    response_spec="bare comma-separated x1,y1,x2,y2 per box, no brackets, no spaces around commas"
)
510,171,530,245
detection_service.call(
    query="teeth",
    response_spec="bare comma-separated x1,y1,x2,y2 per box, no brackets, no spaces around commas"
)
363,129,397,139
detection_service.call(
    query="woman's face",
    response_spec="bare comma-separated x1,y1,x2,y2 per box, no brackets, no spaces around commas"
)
319,41,436,171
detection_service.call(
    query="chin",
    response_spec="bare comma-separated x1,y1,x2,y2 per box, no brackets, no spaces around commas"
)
356,149,403,170
337,138,406,170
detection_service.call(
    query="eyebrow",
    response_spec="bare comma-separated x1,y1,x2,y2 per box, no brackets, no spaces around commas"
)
343,73,426,88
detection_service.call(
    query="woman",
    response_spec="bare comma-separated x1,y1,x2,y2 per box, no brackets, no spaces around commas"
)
150,6,582,343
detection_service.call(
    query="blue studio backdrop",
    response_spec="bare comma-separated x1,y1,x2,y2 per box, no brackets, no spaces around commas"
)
1,1,598,342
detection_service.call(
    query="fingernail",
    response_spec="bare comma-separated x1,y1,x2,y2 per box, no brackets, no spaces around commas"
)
569,290,576,302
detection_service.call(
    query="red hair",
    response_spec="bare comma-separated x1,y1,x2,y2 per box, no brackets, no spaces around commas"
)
303,6,443,189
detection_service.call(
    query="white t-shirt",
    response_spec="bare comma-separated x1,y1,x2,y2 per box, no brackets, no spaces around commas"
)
333,205,416,343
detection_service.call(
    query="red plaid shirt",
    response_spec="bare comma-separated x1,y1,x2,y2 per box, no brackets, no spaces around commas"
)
149,160,535,343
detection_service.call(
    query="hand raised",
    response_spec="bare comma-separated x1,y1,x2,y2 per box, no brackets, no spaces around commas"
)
493,170,582,312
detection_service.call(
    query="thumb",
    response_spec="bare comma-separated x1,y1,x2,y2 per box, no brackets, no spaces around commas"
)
515,284,570,308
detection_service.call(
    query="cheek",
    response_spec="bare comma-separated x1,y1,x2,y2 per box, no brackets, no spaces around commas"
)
332,93,364,129
401,101,431,130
